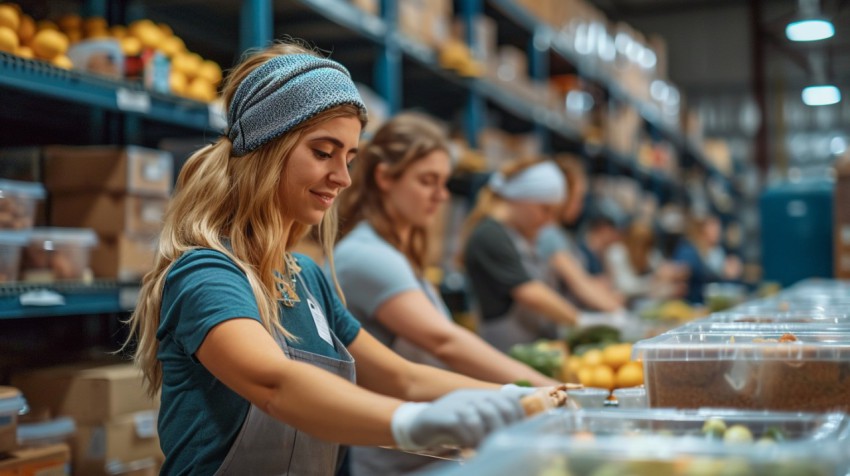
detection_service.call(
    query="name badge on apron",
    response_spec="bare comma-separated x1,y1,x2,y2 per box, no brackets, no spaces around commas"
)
307,298,333,346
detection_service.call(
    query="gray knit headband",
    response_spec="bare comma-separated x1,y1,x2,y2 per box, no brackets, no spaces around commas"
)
227,54,367,157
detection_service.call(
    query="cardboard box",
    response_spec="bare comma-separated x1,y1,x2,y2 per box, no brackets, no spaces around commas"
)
350,0,378,15
90,234,157,280
10,364,157,425
0,443,70,476
72,411,162,476
44,146,173,197
50,193,167,237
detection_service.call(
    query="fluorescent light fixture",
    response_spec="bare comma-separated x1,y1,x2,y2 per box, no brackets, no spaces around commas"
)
802,85,841,106
786,19,834,41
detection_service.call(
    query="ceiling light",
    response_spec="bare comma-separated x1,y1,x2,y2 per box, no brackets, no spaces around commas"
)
786,19,835,41
801,85,841,106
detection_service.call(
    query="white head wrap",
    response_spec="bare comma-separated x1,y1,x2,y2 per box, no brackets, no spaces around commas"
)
488,161,566,204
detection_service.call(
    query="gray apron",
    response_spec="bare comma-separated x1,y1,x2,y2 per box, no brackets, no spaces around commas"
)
214,279,356,476
481,225,559,353
350,278,458,476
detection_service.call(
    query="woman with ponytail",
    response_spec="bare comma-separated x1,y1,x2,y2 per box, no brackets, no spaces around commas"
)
461,157,580,352
125,42,527,475
335,113,560,475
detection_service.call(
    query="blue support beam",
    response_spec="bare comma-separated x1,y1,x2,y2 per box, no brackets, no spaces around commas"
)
529,28,551,152
376,0,401,114
460,0,484,148
240,0,273,52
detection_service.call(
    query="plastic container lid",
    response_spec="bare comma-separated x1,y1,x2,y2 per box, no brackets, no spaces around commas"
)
0,230,31,246
17,417,75,445
633,329,850,362
0,386,27,416
611,386,647,409
27,228,98,247
669,319,850,335
0,179,46,200
566,387,610,409
707,311,850,324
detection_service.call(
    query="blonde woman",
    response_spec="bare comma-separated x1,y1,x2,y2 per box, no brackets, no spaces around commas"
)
336,113,560,475
125,43,526,476
461,158,579,352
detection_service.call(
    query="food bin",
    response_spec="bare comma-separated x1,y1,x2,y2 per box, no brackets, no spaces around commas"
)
566,388,610,409
0,230,29,283
0,179,45,230
633,329,850,411
611,386,647,408
17,417,75,448
421,408,850,476
0,386,28,453
21,228,98,282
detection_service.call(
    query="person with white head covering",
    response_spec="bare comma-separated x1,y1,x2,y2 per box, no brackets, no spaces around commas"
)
461,157,580,352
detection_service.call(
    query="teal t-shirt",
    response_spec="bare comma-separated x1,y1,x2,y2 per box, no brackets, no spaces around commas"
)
156,249,361,476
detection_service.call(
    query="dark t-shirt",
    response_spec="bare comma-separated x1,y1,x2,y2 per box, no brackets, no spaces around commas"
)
463,217,533,321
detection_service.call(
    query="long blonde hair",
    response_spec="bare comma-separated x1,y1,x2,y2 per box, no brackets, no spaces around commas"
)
125,42,367,396
338,112,448,274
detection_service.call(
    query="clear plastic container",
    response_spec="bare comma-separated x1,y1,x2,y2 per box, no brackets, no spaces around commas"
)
669,318,850,335
0,386,28,453
21,228,98,282
706,310,850,325
566,388,610,409
0,179,45,230
421,409,850,476
611,386,647,408
0,230,29,282
704,282,748,312
633,329,850,411
17,417,75,448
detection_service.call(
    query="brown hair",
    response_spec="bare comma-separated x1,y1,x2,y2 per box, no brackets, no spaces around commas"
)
338,112,449,274
125,41,367,396
624,220,654,274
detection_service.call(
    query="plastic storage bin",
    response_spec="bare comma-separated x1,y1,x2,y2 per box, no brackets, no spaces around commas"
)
0,179,45,230
423,408,850,476
0,230,29,282
633,329,850,411
17,417,75,448
611,386,647,408
0,386,27,454
21,228,98,282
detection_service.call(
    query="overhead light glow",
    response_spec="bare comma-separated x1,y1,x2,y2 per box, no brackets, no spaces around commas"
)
802,85,841,106
786,19,835,41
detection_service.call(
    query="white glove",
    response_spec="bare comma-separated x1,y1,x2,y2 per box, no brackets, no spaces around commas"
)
391,389,524,450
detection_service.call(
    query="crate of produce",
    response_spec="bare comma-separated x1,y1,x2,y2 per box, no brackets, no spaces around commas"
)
0,386,27,454
0,230,29,283
422,408,850,476
0,179,46,230
21,228,98,282
633,329,850,411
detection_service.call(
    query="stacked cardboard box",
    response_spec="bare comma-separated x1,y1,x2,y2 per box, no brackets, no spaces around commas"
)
398,0,452,49
11,363,162,476
44,146,172,281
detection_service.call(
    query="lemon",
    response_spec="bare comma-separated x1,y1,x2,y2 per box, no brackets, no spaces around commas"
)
51,54,73,69
36,20,58,31
66,29,83,43
582,348,604,367
158,22,173,37
602,343,632,370
129,19,162,49
0,25,18,52
85,28,108,40
31,29,69,59
159,35,184,58
17,14,35,44
120,36,142,56
83,16,107,35
577,366,594,387
198,59,222,85
109,25,127,39
169,70,187,96
15,45,32,58
615,361,644,388
57,13,81,32
0,4,20,31
590,365,615,390
185,77,216,102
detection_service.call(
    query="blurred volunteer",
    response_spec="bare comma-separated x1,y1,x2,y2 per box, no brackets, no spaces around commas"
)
462,158,580,352
125,42,526,476
335,113,561,475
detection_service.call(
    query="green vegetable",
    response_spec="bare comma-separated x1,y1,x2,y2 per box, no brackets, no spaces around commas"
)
513,379,532,387
702,418,727,439
565,325,621,352
762,426,785,442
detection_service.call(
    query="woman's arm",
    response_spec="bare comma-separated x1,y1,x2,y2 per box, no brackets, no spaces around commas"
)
348,329,502,401
374,290,560,387
550,251,625,311
512,280,579,326
196,318,402,446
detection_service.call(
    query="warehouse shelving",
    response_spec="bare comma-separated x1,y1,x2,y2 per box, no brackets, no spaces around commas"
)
0,281,137,320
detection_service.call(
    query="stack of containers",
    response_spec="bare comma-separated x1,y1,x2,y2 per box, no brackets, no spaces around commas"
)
0,179,45,283
43,146,173,281
11,363,163,475
0,386,72,474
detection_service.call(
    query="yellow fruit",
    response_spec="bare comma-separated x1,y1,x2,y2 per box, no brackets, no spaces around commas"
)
57,13,81,32
0,25,18,52
0,4,20,31
31,29,69,59
170,51,193,75
15,45,32,58
159,35,184,58
602,343,633,370
17,14,34,43
66,29,83,43
169,70,187,95
577,366,594,387
589,365,615,390
129,19,162,49
615,361,644,389
109,24,127,38
158,22,172,37
83,16,107,34
120,36,142,56
36,20,58,31
51,54,72,69
582,348,604,367
185,51,202,71
85,28,108,39
198,59,222,85
185,77,216,102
